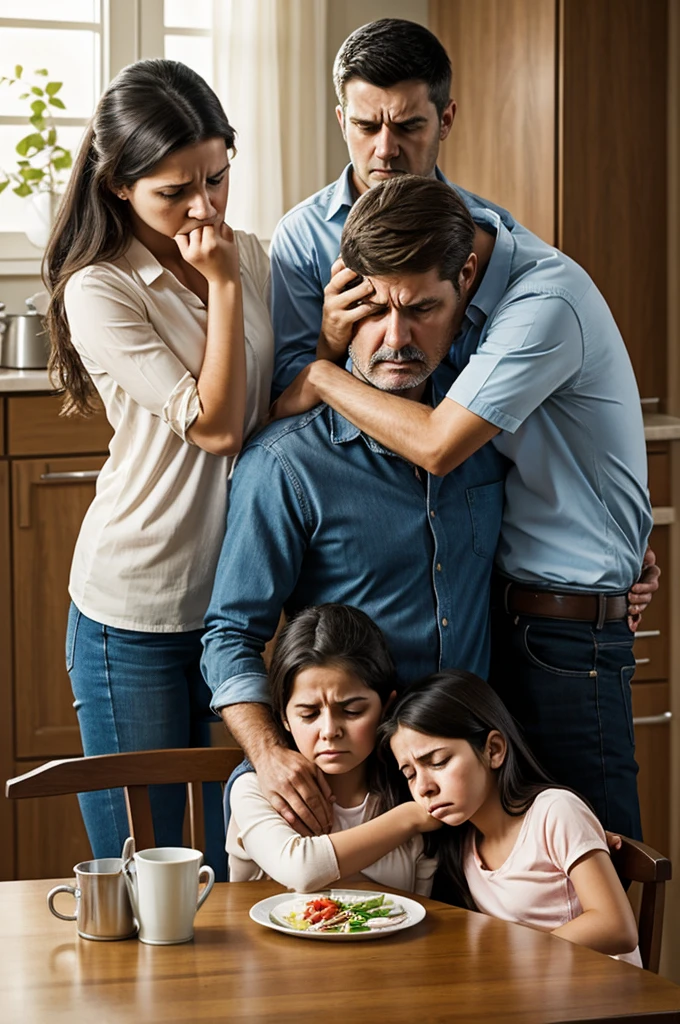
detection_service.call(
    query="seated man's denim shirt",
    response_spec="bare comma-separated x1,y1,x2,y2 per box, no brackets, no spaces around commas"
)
202,381,508,712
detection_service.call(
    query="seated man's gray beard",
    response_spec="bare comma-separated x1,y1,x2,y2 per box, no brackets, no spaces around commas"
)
348,341,434,393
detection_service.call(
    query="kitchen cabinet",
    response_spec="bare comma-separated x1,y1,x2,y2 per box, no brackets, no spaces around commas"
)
1,392,112,879
12,455,105,758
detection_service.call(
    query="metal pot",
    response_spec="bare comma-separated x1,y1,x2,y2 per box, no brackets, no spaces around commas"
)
0,300,50,369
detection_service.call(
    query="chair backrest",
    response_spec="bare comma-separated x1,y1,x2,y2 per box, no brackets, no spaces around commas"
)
5,747,243,854
610,835,672,972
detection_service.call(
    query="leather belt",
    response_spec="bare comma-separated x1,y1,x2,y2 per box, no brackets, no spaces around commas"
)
493,579,628,630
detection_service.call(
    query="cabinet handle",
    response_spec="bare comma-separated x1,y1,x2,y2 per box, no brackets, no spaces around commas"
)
633,712,672,727
634,657,651,666
39,470,100,482
635,630,661,639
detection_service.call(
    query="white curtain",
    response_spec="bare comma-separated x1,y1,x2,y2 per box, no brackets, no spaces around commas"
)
213,0,328,242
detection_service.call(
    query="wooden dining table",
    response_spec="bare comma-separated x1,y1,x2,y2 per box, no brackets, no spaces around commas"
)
1,877,679,1023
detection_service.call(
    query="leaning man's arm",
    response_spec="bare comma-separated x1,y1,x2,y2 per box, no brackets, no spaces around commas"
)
304,295,582,475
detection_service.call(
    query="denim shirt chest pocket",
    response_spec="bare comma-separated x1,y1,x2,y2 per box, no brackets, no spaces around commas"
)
465,480,504,559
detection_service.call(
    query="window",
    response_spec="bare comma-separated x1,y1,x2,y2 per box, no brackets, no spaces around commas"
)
0,0,213,270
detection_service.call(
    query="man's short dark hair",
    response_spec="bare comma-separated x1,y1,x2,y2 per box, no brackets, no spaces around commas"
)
340,175,475,292
333,19,452,118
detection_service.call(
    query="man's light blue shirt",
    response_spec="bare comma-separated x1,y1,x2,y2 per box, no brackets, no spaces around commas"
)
444,209,652,591
202,388,507,710
269,164,515,398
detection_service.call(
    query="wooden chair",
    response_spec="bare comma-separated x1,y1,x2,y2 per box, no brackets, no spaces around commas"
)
611,835,672,973
5,747,243,854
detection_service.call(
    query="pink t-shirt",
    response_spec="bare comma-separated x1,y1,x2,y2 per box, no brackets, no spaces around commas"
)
464,788,641,967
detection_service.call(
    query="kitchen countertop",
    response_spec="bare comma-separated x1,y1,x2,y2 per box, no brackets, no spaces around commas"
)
2,371,680,442
0,368,52,392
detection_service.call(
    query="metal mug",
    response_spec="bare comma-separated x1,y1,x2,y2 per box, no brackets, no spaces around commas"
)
47,858,137,941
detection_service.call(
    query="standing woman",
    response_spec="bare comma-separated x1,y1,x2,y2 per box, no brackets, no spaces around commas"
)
44,60,273,876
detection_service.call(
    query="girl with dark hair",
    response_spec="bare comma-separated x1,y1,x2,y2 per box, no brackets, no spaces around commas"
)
227,605,439,892
382,670,641,964
46,60,273,875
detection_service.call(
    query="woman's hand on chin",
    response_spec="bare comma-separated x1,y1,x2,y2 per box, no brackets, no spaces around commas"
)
174,218,240,284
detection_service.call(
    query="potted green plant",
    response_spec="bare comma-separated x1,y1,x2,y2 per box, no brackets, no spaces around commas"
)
0,65,73,247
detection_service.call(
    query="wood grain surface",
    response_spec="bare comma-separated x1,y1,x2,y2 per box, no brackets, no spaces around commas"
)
1,878,678,1023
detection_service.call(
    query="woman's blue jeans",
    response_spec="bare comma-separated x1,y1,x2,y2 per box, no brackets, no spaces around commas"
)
66,603,226,879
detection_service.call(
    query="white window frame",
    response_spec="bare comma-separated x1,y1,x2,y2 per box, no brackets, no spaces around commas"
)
0,0,182,273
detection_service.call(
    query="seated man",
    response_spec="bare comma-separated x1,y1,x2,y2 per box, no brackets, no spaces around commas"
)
201,195,507,837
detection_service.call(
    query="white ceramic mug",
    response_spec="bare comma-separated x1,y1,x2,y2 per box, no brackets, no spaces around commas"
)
121,838,214,945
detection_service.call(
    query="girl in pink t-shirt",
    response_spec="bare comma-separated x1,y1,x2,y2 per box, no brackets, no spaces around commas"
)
383,670,641,966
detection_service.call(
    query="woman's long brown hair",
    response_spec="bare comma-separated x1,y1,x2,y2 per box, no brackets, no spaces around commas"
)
43,59,236,416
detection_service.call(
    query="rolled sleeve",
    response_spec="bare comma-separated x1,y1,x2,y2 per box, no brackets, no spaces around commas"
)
448,295,584,433
65,266,199,438
202,440,310,710
209,671,270,714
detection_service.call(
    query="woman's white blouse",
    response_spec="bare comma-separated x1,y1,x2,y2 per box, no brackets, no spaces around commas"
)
64,231,273,632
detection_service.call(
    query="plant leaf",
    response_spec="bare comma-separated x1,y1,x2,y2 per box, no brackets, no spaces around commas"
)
48,97,66,110
53,151,73,171
46,127,57,146
46,81,62,96
13,182,33,197
31,99,47,115
20,167,45,181
31,86,44,97
0,180,10,194
15,65,23,78
15,133,45,157
29,115,46,131
19,92,30,99
34,68,49,76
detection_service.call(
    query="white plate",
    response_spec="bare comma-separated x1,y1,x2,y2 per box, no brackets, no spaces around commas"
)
249,888,426,941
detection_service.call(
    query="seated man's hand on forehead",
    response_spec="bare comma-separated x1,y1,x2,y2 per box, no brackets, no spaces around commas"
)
317,257,375,362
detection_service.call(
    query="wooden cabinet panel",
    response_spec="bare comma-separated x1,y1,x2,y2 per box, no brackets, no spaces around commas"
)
560,0,668,405
0,461,15,880
647,444,671,507
13,760,92,880
0,397,5,454
12,455,105,758
633,525,669,682
632,682,671,855
7,395,112,456
430,0,557,243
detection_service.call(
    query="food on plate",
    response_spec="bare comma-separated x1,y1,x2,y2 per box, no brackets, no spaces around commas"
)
281,894,408,934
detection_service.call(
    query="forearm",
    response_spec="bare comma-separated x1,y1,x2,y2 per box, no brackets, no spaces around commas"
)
552,910,637,956
190,279,247,455
329,804,424,879
310,360,436,463
220,702,285,766
307,361,494,475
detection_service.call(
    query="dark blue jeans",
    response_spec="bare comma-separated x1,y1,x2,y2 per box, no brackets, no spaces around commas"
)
489,607,642,840
66,603,227,879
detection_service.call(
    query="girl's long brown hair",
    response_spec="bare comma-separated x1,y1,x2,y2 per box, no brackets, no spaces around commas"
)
379,670,562,910
43,59,236,416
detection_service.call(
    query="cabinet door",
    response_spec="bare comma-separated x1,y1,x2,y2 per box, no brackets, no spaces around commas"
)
12,455,104,758
0,460,15,880
632,525,669,682
430,0,557,243
13,760,92,880
560,0,668,404
632,682,671,856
